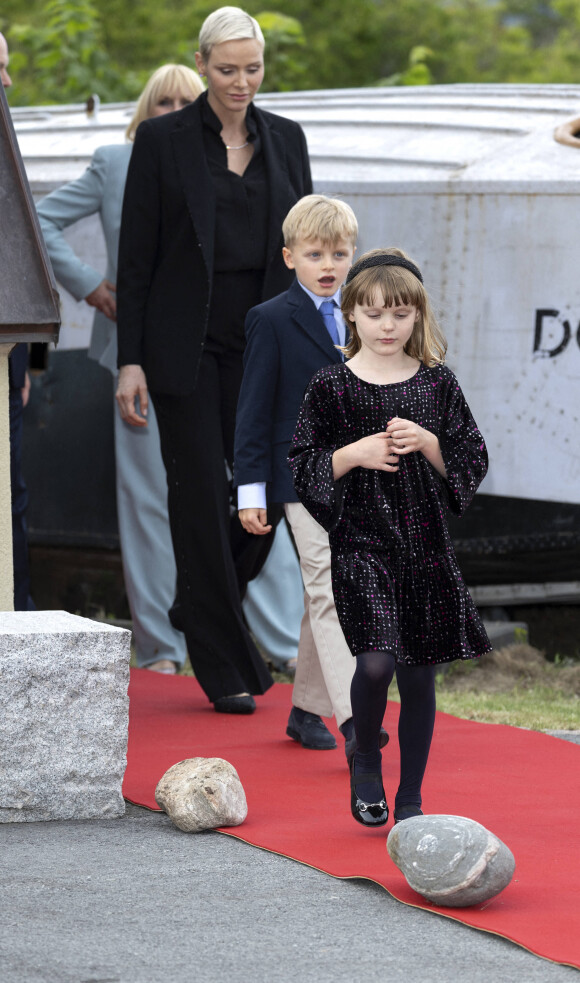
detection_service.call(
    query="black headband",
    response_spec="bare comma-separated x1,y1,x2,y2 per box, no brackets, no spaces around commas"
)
345,254,423,285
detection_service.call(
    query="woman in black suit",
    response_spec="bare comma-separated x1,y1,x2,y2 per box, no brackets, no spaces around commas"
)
115,6,312,713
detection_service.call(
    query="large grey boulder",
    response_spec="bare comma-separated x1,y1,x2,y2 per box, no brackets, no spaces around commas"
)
387,814,515,907
0,610,130,822
155,757,247,832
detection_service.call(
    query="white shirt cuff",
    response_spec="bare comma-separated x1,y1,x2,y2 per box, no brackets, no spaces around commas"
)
238,482,267,510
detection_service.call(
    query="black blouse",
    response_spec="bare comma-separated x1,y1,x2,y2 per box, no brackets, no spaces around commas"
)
200,93,269,351
200,92,269,273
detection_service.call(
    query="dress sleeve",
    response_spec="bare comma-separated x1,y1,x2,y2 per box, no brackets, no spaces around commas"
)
287,374,343,532
438,372,488,517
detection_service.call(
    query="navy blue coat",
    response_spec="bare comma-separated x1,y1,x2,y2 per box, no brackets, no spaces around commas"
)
234,278,344,504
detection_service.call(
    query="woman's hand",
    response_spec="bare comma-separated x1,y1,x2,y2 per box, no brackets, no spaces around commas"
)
85,279,117,321
386,417,447,477
116,365,149,427
21,371,31,409
239,508,272,535
332,432,399,479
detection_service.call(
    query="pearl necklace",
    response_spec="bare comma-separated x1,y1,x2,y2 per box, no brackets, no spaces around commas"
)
225,140,249,150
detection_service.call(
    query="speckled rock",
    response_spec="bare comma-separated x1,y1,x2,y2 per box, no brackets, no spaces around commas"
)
387,814,515,907
155,758,247,832
0,611,131,822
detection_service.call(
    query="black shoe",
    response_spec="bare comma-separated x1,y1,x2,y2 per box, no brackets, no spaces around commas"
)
286,707,337,750
213,694,256,714
349,757,389,828
394,805,423,824
345,726,389,767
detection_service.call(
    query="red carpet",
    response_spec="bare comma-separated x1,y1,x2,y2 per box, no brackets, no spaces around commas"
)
123,668,580,969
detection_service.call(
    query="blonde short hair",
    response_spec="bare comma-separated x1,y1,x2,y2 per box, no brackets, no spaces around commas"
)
282,195,358,249
340,247,447,366
198,6,265,61
125,64,205,141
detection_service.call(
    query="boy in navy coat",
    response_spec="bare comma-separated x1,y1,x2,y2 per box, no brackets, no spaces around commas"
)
235,195,387,760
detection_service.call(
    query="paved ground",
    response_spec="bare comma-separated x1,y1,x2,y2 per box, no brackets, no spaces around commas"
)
1,794,578,983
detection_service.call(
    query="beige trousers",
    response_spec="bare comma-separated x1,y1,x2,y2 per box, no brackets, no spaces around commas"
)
284,501,354,728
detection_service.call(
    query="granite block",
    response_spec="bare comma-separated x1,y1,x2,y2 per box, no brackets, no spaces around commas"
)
0,611,131,822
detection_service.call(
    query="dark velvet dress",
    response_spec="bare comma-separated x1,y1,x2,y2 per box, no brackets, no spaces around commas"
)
288,362,491,666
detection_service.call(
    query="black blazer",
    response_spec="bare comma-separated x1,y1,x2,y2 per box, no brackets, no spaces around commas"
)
8,343,28,390
116,97,312,395
234,278,344,504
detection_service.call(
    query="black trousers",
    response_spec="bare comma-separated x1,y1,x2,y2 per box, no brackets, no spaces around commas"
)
152,349,279,702
10,388,35,611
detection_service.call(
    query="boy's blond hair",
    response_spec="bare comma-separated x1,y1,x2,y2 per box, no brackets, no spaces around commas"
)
282,195,358,249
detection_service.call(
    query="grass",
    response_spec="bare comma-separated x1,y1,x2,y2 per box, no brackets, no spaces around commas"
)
385,652,580,731
429,684,580,731
358,677,580,731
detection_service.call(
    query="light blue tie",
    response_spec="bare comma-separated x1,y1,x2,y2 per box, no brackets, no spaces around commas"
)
319,299,340,346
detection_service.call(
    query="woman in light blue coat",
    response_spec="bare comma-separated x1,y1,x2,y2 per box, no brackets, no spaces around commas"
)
37,63,303,673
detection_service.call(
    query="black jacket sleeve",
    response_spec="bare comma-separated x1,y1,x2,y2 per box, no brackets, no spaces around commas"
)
116,119,162,368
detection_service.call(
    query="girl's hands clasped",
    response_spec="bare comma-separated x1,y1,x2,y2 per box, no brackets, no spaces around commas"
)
332,432,400,479
387,416,447,478
332,418,447,480
386,416,430,455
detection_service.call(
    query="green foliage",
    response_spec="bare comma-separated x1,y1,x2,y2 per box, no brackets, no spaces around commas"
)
378,46,434,87
4,0,580,106
8,0,134,104
537,0,580,81
256,11,307,91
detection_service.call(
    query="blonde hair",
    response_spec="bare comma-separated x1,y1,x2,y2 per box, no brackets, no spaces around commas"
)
125,64,205,141
340,247,447,365
282,195,358,249
198,6,265,61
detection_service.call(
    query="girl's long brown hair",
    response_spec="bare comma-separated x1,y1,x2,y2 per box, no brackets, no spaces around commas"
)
340,247,447,366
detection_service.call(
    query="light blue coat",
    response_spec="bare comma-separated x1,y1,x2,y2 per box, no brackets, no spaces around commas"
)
37,143,130,374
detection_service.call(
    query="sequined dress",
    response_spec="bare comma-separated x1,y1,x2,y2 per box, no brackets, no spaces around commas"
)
288,362,491,665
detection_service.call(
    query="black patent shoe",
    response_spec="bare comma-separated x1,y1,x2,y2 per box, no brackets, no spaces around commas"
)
394,805,423,824
213,693,256,714
350,763,389,828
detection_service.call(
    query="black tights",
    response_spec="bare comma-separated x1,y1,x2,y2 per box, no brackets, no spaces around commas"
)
350,651,436,811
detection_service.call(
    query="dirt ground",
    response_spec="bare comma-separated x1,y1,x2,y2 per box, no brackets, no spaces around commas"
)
439,642,580,696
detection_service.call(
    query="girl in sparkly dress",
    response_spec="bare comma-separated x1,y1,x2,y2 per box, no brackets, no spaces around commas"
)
288,248,491,828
